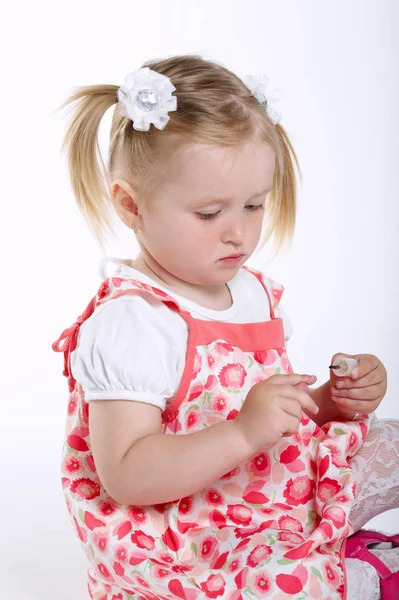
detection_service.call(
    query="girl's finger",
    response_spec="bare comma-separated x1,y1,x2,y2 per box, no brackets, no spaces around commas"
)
331,395,383,413
334,366,384,390
331,381,385,401
350,354,380,381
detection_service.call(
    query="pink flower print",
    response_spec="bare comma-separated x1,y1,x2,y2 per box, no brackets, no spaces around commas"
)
283,476,316,506
346,431,359,452
99,500,117,517
253,570,274,595
73,516,87,543
323,506,346,528
131,530,155,551
113,520,132,541
226,557,242,573
247,544,272,567
153,566,170,579
318,521,334,540
322,560,341,589
85,455,96,473
135,576,150,589
207,350,221,370
192,351,202,379
324,442,347,467
114,544,129,564
89,509,109,535
82,401,89,424
214,341,234,355
234,521,272,539
226,409,239,421
128,507,147,525
70,477,101,500
221,466,240,479
62,454,83,475
317,477,342,503
234,567,249,590
186,410,200,430
227,593,243,600
93,530,109,554
211,393,230,414
204,374,218,390
219,363,247,389
359,421,369,440
281,355,291,373
162,527,184,552
280,445,300,464
188,382,204,402
276,573,303,594
249,453,271,477
67,394,78,415
253,350,276,365
227,504,253,526
111,595,123,600
159,552,174,564
200,536,218,559
205,489,225,506
301,430,313,447
277,515,303,532
178,495,194,514
335,494,351,504
95,561,115,583
318,455,330,479
200,574,226,598
166,410,182,434
171,564,194,574
278,531,306,544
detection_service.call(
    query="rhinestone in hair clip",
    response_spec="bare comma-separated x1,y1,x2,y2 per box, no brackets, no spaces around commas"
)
117,67,177,132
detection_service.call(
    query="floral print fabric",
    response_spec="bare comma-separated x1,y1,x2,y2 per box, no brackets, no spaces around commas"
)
53,267,372,599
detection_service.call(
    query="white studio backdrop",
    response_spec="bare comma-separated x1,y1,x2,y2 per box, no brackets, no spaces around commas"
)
1,1,398,598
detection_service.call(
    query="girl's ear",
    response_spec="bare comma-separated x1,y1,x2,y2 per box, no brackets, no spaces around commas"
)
111,178,139,228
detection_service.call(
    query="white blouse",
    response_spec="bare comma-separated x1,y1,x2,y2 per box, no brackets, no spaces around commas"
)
70,258,293,411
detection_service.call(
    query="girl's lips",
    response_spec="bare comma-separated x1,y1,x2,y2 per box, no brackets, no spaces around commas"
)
220,253,244,260
219,254,245,265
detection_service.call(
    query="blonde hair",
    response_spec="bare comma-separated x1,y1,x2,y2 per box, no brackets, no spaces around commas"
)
57,54,301,255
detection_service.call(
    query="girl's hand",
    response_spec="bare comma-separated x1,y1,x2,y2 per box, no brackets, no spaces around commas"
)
330,353,387,417
235,373,319,453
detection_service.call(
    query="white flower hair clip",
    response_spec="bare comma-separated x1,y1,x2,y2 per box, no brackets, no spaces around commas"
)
244,74,282,125
117,67,177,132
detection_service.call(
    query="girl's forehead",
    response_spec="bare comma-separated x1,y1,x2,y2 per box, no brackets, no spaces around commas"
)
167,141,275,185
149,141,275,207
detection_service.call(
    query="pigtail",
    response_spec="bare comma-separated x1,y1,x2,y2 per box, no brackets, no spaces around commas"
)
57,84,119,247
259,123,302,259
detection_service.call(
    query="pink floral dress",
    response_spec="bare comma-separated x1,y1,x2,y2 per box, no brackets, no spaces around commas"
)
52,266,372,600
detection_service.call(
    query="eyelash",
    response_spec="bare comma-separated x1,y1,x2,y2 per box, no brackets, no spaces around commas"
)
197,204,265,221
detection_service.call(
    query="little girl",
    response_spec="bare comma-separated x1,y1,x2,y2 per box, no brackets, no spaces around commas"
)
53,55,399,600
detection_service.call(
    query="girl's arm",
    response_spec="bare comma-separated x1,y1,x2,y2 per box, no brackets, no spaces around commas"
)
89,399,255,506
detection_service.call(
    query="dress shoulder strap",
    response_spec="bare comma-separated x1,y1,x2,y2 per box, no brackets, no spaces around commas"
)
242,265,285,318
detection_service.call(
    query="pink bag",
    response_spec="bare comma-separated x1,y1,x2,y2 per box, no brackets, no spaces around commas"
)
345,529,399,599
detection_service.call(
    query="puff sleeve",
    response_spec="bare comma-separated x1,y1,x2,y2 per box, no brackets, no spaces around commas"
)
275,304,293,342
70,296,184,411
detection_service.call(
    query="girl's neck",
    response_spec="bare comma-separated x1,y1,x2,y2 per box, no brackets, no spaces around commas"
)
130,253,233,311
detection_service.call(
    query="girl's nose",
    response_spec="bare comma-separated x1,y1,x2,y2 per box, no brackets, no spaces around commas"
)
221,219,244,245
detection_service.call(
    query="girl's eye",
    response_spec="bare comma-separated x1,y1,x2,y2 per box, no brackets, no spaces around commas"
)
197,204,264,221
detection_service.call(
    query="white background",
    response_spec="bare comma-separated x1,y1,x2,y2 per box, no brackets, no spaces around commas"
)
1,1,398,598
